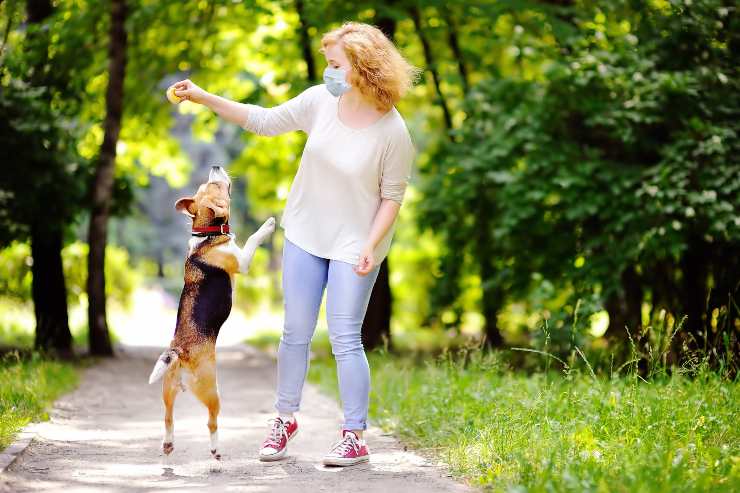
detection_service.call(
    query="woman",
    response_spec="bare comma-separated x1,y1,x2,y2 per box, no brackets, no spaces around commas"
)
172,21,419,466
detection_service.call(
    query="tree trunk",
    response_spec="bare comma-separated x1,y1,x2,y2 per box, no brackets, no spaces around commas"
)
156,252,165,278
25,0,73,357
441,5,469,94
376,1,397,41
361,258,392,350
605,266,643,341
681,238,708,350
87,0,127,356
358,2,400,351
409,4,453,134
479,258,504,347
294,0,316,82
30,224,73,356
26,0,52,23
473,192,504,347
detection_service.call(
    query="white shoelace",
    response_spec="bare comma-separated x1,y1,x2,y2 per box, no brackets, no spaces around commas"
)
265,418,287,447
329,433,360,456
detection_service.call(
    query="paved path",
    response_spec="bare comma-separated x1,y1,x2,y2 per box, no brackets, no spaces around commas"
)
1,344,472,492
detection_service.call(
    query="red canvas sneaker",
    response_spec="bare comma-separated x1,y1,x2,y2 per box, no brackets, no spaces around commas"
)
322,429,370,466
258,416,298,461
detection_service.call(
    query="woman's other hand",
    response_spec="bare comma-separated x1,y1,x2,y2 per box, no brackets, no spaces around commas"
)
172,79,207,104
353,245,376,276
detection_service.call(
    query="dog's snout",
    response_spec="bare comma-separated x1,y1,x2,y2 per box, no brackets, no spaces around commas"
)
208,166,230,185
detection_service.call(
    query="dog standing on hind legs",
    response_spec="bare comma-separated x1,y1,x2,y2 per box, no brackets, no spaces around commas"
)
148,165,276,460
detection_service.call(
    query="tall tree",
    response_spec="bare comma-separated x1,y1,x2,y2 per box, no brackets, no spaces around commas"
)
87,0,128,356
25,0,73,356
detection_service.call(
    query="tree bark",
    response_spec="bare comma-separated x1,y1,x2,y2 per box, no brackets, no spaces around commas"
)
87,0,127,356
30,224,73,356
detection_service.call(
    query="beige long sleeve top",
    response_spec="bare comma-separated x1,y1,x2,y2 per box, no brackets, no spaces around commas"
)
241,83,417,265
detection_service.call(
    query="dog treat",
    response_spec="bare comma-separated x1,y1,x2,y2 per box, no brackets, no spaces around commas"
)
166,85,183,104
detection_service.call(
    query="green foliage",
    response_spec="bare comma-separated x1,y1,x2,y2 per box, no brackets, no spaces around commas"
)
62,242,141,310
419,0,740,358
0,243,33,300
0,77,90,244
0,298,36,348
0,241,140,308
308,350,740,491
0,0,109,243
0,351,79,450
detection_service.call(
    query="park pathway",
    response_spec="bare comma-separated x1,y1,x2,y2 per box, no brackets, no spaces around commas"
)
0,343,473,492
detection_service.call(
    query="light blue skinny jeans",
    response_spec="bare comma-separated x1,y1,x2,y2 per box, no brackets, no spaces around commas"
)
275,237,381,431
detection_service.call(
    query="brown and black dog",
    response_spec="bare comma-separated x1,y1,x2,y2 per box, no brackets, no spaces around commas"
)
148,166,275,459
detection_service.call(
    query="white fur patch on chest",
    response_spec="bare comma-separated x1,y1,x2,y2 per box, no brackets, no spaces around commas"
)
215,238,250,273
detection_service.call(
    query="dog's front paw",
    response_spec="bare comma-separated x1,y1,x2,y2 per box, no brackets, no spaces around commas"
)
256,216,276,240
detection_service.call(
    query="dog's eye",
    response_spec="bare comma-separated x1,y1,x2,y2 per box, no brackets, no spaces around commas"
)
164,356,171,364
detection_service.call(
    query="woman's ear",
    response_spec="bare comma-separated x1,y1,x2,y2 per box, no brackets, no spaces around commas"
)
175,197,196,217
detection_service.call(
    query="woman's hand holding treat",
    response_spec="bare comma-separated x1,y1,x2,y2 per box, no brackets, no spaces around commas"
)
167,79,208,104
166,79,250,128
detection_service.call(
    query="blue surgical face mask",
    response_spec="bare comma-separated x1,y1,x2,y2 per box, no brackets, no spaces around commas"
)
323,66,352,97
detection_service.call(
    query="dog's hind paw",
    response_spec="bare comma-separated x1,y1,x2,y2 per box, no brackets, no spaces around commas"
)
163,441,174,455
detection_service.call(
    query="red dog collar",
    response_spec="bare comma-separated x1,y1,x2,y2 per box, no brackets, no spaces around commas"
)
191,224,230,236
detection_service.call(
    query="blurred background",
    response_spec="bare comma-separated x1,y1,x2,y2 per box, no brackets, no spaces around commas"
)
0,0,738,368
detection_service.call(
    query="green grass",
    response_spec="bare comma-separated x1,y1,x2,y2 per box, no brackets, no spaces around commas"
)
306,349,740,492
0,351,80,450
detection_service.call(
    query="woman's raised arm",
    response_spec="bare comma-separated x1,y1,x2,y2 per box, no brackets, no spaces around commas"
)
172,79,250,127
172,79,319,136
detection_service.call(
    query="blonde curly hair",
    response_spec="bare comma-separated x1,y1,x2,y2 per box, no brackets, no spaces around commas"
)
319,21,422,112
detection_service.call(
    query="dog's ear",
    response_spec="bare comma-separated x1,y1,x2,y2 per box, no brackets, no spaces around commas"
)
175,197,196,218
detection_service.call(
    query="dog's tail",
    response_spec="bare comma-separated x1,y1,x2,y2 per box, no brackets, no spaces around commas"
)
148,348,180,384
